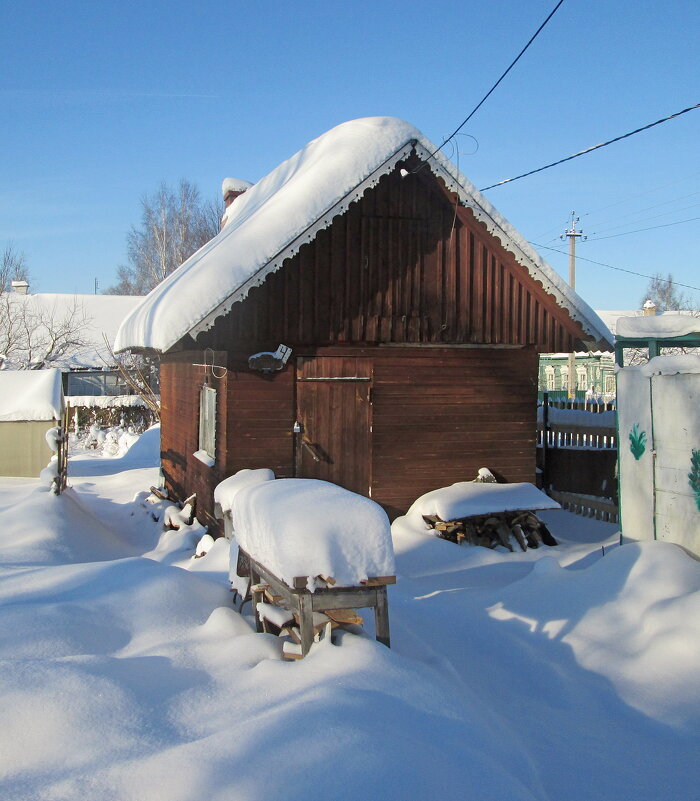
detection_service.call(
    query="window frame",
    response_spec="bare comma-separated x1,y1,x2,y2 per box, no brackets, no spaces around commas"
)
198,384,217,462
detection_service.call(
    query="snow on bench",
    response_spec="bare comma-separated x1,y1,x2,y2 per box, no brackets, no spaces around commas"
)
215,468,276,516
407,482,561,523
231,478,395,591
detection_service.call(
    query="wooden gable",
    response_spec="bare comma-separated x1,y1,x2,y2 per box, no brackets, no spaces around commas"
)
194,156,589,355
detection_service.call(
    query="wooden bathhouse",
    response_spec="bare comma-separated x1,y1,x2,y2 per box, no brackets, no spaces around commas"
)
115,117,612,533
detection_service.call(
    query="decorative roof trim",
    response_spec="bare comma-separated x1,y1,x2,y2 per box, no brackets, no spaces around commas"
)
410,142,611,349
189,138,610,350
189,142,415,340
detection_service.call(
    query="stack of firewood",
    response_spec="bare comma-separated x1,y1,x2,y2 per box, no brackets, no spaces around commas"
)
422,510,557,551
252,582,364,660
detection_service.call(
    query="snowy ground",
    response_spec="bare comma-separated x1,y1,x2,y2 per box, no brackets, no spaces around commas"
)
1,433,699,801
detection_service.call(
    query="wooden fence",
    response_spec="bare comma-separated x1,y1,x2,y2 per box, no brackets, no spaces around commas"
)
537,394,618,523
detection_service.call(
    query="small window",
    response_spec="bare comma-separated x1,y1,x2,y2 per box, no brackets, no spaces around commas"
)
560,366,569,391
198,385,217,461
545,366,555,391
576,367,588,391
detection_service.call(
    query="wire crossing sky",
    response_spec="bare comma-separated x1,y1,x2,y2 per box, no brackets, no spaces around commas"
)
1,0,698,311
480,103,700,191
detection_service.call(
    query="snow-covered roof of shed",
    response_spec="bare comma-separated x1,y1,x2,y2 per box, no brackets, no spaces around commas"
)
115,116,612,354
0,368,64,421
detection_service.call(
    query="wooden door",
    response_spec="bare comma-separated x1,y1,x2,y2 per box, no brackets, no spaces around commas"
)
295,356,372,496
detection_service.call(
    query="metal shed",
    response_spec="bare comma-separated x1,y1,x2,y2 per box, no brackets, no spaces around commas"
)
0,369,65,477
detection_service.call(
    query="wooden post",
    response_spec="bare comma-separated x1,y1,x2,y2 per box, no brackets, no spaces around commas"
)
298,591,314,656
374,587,391,648
250,565,265,633
541,392,550,492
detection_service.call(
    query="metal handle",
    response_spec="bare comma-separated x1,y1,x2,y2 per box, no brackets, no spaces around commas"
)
301,437,323,462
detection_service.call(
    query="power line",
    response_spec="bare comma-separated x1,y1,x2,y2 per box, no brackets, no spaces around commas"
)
480,102,700,191
580,170,700,222
530,241,700,292
586,192,700,234
423,0,566,164
588,215,700,241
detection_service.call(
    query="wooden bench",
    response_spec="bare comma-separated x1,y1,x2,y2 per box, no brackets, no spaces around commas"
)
240,548,394,658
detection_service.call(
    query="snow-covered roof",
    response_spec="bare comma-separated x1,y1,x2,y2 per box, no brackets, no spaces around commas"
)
595,309,696,337
2,293,143,369
616,313,700,340
637,354,700,377
115,117,612,354
0,368,64,421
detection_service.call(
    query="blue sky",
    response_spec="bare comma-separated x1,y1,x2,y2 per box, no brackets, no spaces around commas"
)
2,0,698,311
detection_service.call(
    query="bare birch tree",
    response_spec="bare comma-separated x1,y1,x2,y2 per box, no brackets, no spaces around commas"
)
107,180,221,295
1,243,92,370
0,293,91,370
0,242,30,293
639,272,694,312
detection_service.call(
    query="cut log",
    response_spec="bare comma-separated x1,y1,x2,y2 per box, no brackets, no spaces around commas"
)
510,523,528,552
325,608,364,626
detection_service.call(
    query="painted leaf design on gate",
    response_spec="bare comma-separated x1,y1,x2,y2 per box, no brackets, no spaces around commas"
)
689,449,700,512
629,423,647,461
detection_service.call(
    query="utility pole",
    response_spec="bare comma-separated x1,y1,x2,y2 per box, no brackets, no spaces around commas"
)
562,212,585,401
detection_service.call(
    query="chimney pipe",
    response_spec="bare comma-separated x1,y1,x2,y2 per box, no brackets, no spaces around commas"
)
11,280,29,295
220,177,253,229
642,299,657,316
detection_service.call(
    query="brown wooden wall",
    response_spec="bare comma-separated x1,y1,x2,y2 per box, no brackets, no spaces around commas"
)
160,352,228,535
196,162,587,355
225,357,295,479
369,346,538,517
160,159,572,531
161,345,537,526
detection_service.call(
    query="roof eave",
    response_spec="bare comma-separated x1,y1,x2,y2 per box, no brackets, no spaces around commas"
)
186,141,418,343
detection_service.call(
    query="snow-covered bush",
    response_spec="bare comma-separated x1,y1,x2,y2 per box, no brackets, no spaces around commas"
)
70,423,140,458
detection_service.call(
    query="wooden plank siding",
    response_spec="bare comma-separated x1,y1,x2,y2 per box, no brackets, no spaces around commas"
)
160,162,581,529
368,346,537,517
161,345,536,524
195,164,586,355
160,351,228,535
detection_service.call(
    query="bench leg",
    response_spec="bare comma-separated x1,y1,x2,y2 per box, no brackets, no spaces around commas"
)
298,592,314,657
374,587,391,648
250,566,265,633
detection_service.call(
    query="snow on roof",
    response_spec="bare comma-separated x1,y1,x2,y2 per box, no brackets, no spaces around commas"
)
221,177,253,197
2,293,143,369
407,482,561,522
595,309,695,337
65,394,148,408
115,117,612,354
636,355,700,377
0,368,64,421
616,313,700,340
231,478,395,590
